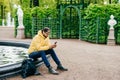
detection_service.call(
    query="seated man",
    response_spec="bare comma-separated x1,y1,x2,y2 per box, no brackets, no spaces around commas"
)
28,27,68,75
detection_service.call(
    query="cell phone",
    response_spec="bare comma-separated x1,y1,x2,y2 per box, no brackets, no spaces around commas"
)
54,41,57,44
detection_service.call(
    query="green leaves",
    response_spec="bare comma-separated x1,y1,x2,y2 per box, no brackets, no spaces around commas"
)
31,7,57,18
82,4,120,44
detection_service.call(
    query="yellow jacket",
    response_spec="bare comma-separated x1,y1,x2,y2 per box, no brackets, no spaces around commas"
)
28,30,51,54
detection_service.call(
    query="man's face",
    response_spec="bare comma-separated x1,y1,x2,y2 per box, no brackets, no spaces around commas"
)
43,30,50,38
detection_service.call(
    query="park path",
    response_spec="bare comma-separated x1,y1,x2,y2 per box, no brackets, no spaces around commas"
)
2,39,120,80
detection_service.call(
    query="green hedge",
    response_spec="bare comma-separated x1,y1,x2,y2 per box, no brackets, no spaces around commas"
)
82,4,120,44
15,7,57,38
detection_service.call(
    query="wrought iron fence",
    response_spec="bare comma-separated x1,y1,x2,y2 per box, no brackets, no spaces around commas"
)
15,16,120,44
81,17,109,44
32,17,60,38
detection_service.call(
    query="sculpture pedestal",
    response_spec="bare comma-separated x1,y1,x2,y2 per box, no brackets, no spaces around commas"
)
16,27,25,39
107,28,115,46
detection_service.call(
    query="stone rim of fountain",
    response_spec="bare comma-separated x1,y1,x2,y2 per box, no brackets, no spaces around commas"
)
0,40,50,78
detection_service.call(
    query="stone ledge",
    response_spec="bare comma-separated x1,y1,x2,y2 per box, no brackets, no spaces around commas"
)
0,26,15,38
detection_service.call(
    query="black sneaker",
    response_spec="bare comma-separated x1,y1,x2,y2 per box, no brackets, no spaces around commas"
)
34,70,41,75
57,66,68,71
48,66,59,75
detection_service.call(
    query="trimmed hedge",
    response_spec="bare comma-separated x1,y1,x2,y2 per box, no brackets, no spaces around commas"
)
82,4,120,44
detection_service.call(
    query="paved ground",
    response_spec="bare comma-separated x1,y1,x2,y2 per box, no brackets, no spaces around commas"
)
1,39,120,80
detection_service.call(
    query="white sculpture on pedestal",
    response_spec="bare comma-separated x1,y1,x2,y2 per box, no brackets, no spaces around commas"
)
11,18,15,26
16,5,25,39
108,15,117,30
7,12,11,26
2,19,5,26
17,5,24,28
118,0,120,3
107,15,117,45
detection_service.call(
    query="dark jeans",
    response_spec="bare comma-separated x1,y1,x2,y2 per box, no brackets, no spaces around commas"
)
29,49,61,68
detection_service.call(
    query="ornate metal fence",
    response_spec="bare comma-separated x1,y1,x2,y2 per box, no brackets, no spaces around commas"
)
21,16,120,44
22,14,118,45
81,17,109,44
32,17,60,38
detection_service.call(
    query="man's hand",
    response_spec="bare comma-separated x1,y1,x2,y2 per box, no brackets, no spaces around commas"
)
49,44,57,49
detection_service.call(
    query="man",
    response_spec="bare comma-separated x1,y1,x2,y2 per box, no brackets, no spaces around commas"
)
28,27,68,75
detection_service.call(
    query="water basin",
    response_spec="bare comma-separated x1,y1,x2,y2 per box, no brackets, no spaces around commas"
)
0,46,28,66
0,41,50,78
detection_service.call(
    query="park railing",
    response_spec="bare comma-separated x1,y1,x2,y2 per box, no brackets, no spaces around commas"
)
81,17,109,44
16,16,120,45
32,17,60,39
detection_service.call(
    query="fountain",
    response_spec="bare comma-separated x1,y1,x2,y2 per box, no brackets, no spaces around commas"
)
0,41,50,78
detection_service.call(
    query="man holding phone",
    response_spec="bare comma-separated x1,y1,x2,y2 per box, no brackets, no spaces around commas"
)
28,27,68,75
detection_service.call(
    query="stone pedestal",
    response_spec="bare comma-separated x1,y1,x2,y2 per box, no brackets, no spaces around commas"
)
107,28,115,46
16,27,25,39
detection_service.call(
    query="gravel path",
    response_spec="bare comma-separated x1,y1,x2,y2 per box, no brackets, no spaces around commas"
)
4,39,120,80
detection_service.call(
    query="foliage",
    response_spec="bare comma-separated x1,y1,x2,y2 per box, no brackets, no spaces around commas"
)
31,7,57,18
1,0,120,44
82,4,120,44
84,4,120,20
13,0,57,38
21,0,30,8
23,8,32,38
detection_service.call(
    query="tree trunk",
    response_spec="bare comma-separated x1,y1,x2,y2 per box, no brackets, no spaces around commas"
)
33,0,39,7
109,0,112,4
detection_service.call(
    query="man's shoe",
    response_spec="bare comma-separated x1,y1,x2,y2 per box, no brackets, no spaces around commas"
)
48,66,59,75
57,65,68,71
34,70,41,75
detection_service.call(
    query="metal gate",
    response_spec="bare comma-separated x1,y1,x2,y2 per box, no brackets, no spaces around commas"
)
62,7,79,39
59,2,82,39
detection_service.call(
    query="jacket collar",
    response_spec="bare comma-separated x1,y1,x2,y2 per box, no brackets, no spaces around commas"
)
38,30,47,39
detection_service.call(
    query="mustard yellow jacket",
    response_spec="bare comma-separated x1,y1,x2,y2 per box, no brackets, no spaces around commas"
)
28,30,51,54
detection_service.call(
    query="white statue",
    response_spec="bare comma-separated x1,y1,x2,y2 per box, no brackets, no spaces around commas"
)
108,15,117,29
17,5,24,27
119,0,120,3
7,12,11,26
16,5,25,39
11,18,15,26
2,19,5,26
107,15,117,45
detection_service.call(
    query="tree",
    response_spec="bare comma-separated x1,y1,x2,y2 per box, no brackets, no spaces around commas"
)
109,0,112,4
33,0,39,7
